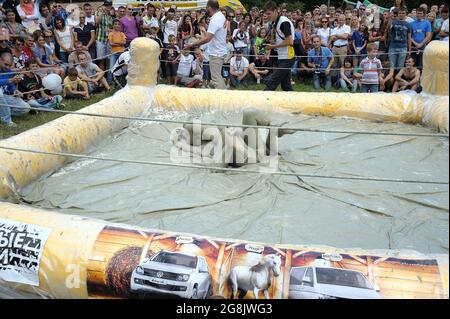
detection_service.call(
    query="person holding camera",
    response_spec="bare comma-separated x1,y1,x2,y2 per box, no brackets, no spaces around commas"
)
232,21,250,57
307,35,334,90
262,1,295,91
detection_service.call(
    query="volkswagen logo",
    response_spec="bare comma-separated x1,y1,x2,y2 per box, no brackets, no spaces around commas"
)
156,271,164,278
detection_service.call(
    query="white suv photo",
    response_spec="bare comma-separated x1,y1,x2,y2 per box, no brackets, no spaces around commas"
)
289,260,381,299
130,250,213,299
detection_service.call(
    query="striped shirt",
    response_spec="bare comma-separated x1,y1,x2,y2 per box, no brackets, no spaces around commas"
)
359,57,382,85
95,12,113,43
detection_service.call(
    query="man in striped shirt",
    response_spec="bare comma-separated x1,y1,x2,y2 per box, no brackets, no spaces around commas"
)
95,1,114,72
359,43,382,93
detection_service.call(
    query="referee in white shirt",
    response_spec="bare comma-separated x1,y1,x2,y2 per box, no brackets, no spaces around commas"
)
185,0,227,90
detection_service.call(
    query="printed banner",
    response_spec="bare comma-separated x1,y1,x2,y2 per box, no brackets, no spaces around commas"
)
0,219,51,286
87,226,446,299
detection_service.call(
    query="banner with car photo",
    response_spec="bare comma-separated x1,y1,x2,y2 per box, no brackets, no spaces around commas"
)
86,225,447,299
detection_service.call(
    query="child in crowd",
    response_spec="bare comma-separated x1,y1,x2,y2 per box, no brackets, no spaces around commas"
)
108,19,127,83
17,58,63,109
166,34,180,85
359,43,382,93
380,57,395,92
392,56,421,92
339,57,360,92
175,47,194,86
63,67,90,100
352,24,368,67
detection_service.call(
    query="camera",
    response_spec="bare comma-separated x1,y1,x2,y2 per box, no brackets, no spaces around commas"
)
314,64,322,75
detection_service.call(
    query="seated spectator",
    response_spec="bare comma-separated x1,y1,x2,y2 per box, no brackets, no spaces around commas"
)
359,43,382,93
229,50,249,88
111,50,130,88
165,34,180,85
0,52,30,127
339,58,359,92
249,51,272,84
16,0,40,31
392,56,421,92
63,67,89,100
33,33,65,78
0,34,11,55
307,35,334,91
68,41,92,69
76,52,110,94
11,37,29,69
380,57,395,92
175,48,196,87
439,6,449,41
17,58,63,109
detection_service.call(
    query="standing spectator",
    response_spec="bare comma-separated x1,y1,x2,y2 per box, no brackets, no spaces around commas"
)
54,16,74,63
253,27,268,57
161,8,178,46
38,4,52,30
388,7,412,70
301,19,313,50
329,14,351,71
410,7,432,68
226,10,238,36
0,52,30,127
359,43,382,93
391,0,406,13
427,12,440,40
179,14,194,49
83,3,96,26
185,0,227,90
142,3,159,33
2,9,27,42
307,35,334,91
1,0,21,23
317,16,331,47
73,12,96,60
95,1,114,71
120,5,141,48
222,33,234,86
108,19,126,83
229,49,249,88
351,24,368,67
263,0,295,92
392,55,421,92
76,52,110,93
116,6,126,19
16,0,39,31
165,34,180,85
232,21,250,57
65,5,80,28
369,14,387,53
440,6,449,41
339,57,359,92
63,67,89,100
17,58,63,109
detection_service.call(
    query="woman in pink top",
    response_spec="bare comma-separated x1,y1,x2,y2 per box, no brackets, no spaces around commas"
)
119,5,141,47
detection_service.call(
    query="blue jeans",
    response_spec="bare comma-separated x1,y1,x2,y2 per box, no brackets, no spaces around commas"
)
388,47,407,69
108,53,121,83
361,84,379,93
27,96,63,109
339,79,358,92
58,51,69,63
313,73,332,90
230,75,248,87
0,94,30,124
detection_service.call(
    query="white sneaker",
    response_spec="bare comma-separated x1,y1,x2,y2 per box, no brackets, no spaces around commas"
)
256,77,261,84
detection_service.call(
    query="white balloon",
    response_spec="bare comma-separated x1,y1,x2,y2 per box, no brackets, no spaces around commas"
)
42,74,62,91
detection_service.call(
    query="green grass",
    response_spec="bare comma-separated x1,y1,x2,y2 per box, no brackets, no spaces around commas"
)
0,90,117,140
1,80,343,140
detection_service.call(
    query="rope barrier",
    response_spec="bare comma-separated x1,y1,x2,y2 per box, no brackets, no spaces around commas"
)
0,145,447,186
2,104,448,138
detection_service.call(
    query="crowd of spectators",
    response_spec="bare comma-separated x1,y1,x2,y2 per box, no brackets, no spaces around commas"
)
1,0,449,127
